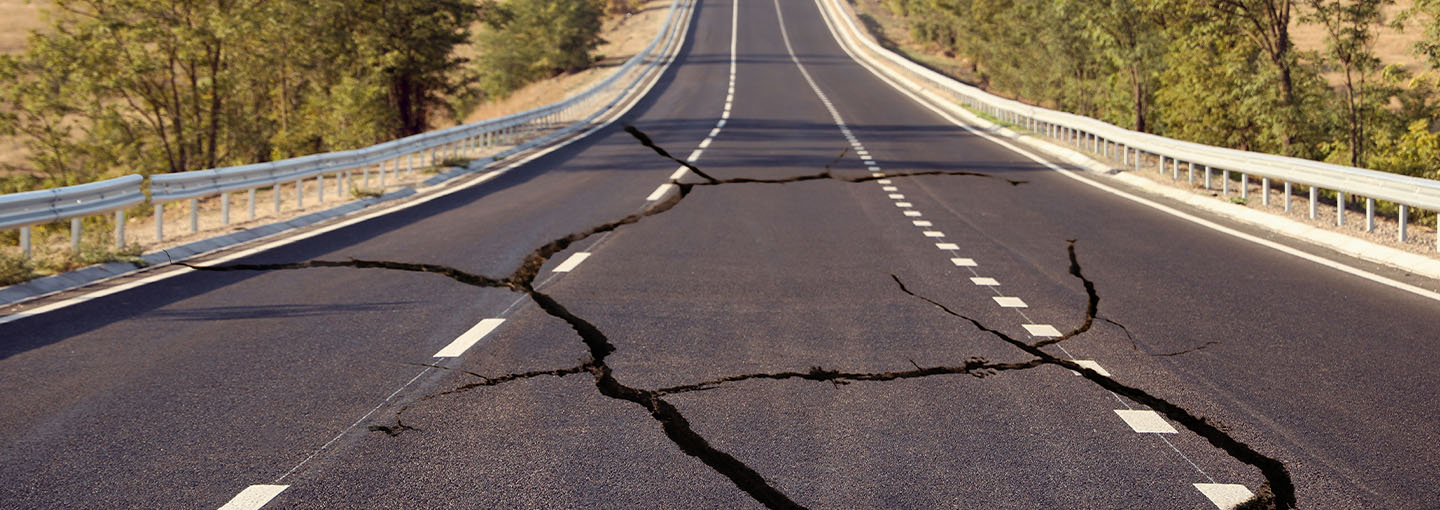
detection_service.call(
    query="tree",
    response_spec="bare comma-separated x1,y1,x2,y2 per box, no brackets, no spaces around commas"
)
476,0,606,99
1305,0,1393,167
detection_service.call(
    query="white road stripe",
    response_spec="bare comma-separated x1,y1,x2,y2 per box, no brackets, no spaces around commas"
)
1114,410,1178,434
936,243,960,250
876,179,891,184
219,485,288,510
883,186,898,191
895,202,912,208
434,318,506,358
923,231,944,237
646,183,675,201
888,193,905,199
669,167,689,180
903,210,922,217
1194,483,1255,509
1022,324,1061,337
992,296,1027,308
871,172,885,177
950,257,975,266
552,252,592,273
970,277,1000,286
698,138,713,149
911,220,932,227
686,149,703,162
1073,360,1111,376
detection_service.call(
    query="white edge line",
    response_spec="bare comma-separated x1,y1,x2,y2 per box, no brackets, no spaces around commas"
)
812,0,1440,304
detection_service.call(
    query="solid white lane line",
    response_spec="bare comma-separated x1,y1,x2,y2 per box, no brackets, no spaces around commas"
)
434,318,506,358
992,296,1027,308
950,257,975,266
1073,360,1111,376
895,202,913,208
1022,324,1061,337
922,231,945,237
646,183,675,201
670,167,689,180
552,252,592,273
1193,483,1256,509
219,485,289,510
1114,410,1179,434
970,277,1000,286
903,210,922,217
912,220,932,227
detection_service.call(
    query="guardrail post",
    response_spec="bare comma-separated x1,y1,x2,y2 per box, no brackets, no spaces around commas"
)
155,202,165,242
1222,170,1230,195
1262,177,1271,206
317,175,325,203
1187,162,1195,185
1365,198,1375,232
1240,174,1249,201
71,218,81,253
1159,155,1166,176
406,153,414,174
1335,192,1345,226
1172,158,1179,180
248,188,256,221
19,226,30,257
1308,187,1318,219
1284,181,1292,212
190,198,199,233
296,180,304,209
363,164,372,188
115,210,125,248
338,171,346,196
380,161,388,189
1399,205,1408,242
221,192,230,225
1122,146,1129,166
273,184,281,213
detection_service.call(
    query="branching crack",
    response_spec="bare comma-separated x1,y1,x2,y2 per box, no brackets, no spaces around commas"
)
889,245,1295,509
177,126,1291,509
654,357,1043,396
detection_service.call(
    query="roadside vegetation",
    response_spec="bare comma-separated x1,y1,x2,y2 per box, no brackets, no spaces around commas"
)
0,0,638,278
874,0,1440,181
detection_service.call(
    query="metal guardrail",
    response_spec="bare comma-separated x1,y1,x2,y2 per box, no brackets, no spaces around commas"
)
0,175,145,255
818,0,1440,251
0,0,689,258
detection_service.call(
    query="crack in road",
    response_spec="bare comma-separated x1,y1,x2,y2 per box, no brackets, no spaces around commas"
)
653,357,1044,396
888,247,1296,509
181,127,1291,509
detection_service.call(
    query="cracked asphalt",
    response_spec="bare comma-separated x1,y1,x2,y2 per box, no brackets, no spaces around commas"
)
3,0,1440,508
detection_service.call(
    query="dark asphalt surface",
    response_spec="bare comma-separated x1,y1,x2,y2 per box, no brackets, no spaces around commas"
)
3,0,1439,508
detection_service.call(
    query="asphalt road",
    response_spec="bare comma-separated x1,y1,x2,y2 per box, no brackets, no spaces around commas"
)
3,0,1439,508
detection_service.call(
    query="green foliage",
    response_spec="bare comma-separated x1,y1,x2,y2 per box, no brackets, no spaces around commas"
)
0,0,478,192
476,0,606,98
0,251,34,287
879,0,1440,181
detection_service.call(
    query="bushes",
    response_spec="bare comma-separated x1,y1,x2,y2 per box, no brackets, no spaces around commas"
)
476,0,606,99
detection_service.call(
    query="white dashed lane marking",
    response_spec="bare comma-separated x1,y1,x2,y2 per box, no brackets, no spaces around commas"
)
922,231,945,238
911,220,932,227
1194,484,1256,509
888,193,905,199
970,277,1000,286
219,485,289,510
646,183,675,201
670,168,689,180
903,210,922,217
1115,410,1179,434
1021,324,1060,337
895,202,913,208
434,318,506,358
1073,360,1111,376
992,296,1028,308
949,257,974,266
552,252,592,273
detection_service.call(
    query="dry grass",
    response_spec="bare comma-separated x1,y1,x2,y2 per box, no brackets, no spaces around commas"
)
0,0,47,55
1290,0,1432,85
458,0,671,124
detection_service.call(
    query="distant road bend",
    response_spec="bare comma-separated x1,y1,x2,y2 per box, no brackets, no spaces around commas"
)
2,0,1438,508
